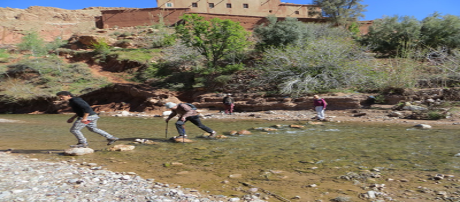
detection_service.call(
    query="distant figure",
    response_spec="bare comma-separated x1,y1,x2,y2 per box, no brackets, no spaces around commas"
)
56,91,119,148
222,93,235,115
313,95,327,120
165,102,217,138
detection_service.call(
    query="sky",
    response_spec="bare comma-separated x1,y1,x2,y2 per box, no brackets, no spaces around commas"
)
1,0,460,21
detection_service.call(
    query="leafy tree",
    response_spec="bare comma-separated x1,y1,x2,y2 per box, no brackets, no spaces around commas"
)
313,0,367,26
259,38,371,95
359,15,421,57
421,13,460,52
175,14,251,71
17,31,46,56
253,16,305,50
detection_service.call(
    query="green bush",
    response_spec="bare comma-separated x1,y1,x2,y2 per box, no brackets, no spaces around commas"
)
91,39,111,60
0,49,9,63
17,31,46,56
259,37,372,95
427,111,445,120
0,58,109,99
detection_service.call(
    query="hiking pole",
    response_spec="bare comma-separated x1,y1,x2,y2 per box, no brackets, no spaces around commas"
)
165,121,168,139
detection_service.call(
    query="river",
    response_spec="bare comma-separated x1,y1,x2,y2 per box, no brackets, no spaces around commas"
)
1,114,459,201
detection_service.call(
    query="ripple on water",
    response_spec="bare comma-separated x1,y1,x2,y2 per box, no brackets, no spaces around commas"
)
1,114,460,198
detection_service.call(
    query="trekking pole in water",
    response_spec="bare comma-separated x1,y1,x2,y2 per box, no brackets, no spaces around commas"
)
165,122,168,139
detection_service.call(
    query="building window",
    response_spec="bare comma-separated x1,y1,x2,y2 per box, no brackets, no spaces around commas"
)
192,3,198,7
269,10,272,13
226,3,232,8
295,11,299,14
243,4,249,8
166,3,173,7
209,3,214,8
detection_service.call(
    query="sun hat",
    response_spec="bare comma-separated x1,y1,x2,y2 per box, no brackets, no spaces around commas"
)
165,102,177,109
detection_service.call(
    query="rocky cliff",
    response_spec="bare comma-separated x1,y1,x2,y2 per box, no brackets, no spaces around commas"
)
0,6,123,45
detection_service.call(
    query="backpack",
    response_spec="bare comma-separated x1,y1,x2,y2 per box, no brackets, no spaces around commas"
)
224,97,234,105
180,103,197,110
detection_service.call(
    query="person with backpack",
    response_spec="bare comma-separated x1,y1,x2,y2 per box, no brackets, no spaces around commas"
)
222,93,235,115
56,91,119,148
313,95,327,121
165,102,217,138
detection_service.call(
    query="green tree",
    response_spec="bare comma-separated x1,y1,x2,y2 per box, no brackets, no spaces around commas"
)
313,0,367,26
253,16,305,50
421,13,460,51
360,15,421,57
18,31,46,56
175,14,251,71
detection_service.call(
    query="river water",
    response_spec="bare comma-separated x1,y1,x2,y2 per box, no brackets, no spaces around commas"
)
1,114,460,201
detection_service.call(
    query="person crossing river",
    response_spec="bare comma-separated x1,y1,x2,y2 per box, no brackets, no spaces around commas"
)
165,102,217,138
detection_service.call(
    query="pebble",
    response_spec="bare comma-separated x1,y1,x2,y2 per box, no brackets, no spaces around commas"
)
0,152,265,202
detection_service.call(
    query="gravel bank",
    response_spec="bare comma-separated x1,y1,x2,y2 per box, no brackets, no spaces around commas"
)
0,152,265,202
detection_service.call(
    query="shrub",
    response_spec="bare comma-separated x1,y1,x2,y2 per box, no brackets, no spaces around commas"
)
427,111,445,120
17,31,46,56
258,37,372,95
91,39,111,60
0,58,109,99
0,49,9,63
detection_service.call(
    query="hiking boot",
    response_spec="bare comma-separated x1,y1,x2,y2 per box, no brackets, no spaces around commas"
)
107,137,119,145
70,143,88,148
209,131,217,138
173,135,187,139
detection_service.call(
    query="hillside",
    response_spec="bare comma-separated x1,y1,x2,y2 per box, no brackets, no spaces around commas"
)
0,6,123,45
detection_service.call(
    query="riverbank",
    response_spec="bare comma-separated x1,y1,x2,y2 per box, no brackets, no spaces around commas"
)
0,151,264,202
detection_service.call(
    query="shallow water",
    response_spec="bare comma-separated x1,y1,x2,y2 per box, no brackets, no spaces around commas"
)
1,114,460,200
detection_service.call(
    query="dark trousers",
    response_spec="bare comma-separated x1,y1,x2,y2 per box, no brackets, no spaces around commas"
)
175,115,213,136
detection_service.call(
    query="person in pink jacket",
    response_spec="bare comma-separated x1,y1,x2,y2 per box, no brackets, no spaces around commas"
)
313,95,327,120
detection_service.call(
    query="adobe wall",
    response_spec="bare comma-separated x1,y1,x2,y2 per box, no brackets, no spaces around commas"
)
99,9,326,30
100,8,189,28
156,0,319,18
358,20,373,35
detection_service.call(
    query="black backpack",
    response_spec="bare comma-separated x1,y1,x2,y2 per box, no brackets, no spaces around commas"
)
180,103,197,110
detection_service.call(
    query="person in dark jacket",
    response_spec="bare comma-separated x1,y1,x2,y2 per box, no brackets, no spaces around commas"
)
56,91,119,148
222,93,235,115
165,102,217,138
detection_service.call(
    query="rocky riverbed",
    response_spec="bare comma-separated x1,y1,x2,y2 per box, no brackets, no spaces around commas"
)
0,152,265,202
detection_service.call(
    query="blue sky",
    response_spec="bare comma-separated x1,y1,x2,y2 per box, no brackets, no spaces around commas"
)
1,0,459,21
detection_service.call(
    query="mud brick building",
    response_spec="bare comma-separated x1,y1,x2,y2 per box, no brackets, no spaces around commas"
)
96,0,328,30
